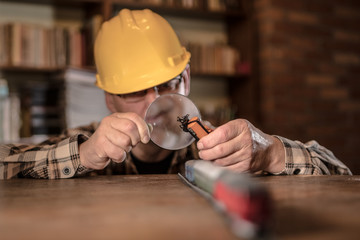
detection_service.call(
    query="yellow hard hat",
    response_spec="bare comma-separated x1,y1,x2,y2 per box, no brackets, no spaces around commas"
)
94,8,191,94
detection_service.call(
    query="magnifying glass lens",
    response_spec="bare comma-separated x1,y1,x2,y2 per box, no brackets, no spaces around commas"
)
145,94,201,150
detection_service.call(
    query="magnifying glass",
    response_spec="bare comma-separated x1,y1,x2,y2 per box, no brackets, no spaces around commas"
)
145,93,202,150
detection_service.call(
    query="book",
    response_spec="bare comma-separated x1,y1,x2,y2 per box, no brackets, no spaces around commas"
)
0,79,21,143
186,42,240,75
19,81,64,137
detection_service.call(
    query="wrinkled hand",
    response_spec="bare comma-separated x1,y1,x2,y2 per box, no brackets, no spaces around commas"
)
79,112,151,170
197,119,285,173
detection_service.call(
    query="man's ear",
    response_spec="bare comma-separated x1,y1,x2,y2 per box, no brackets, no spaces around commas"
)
105,92,116,113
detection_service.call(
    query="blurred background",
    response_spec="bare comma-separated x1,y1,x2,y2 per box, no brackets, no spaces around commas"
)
0,0,359,174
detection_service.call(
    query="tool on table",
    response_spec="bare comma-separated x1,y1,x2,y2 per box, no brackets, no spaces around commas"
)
179,160,272,239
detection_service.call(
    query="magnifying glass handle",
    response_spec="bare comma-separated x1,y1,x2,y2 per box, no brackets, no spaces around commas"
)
147,123,154,133
178,115,213,141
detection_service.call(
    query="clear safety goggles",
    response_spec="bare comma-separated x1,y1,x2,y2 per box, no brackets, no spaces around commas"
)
116,73,185,103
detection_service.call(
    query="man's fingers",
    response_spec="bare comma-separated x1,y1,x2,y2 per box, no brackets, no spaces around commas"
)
112,112,151,144
110,150,127,163
105,128,132,152
197,120,244,150
199,133,251,161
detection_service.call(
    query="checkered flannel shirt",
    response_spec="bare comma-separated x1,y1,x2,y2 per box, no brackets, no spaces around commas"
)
0,122,352,179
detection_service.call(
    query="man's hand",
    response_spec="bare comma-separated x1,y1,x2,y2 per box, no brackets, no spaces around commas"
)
79,112,151,170
197,119,285,174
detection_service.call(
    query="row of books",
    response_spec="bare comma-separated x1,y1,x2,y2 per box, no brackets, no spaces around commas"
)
21,68,110,137
207,0,242,11
0,17,102,68
0,24,241,76
136,0,202,8
19,81,65,138
186,43,241,75
136,0,242,11
0,78,67,142
1,68,109,141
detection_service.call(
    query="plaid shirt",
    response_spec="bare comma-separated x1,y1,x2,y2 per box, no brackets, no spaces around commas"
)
0,122,352,179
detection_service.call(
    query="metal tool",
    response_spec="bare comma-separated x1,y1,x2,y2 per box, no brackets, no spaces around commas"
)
145,93,205,150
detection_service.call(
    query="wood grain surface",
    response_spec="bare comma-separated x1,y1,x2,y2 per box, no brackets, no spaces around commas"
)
0,175,237,240
257,175,360,240
1,175,359,240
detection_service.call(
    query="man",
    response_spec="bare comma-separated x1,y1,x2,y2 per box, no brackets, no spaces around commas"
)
0,9,351,179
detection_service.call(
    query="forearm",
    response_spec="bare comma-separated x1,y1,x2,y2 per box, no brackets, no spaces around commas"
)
273,136,352,175
0,134,89,179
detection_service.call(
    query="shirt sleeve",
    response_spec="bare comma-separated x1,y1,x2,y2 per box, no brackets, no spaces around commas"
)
274,136,352,175
0,133,91,179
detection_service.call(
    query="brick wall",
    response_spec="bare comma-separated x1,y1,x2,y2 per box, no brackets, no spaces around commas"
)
254,0,360,173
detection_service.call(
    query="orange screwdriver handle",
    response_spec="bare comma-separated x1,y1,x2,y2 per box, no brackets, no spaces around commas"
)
187,117,212,140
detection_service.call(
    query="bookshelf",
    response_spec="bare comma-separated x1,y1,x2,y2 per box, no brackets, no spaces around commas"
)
0,0,256,140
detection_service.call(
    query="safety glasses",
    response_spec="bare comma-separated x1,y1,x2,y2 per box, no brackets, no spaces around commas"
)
116,73,184,103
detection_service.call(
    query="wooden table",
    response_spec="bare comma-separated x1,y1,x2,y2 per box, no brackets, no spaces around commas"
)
0,175,359,240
